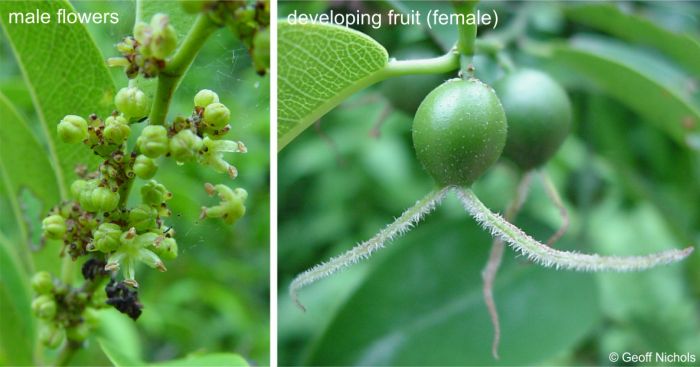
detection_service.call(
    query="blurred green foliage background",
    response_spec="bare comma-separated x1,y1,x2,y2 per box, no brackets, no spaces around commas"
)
0,1,269,365
278,1,700,365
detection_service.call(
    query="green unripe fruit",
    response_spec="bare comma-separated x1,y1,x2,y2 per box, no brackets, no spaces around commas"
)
91,187,120,212
32,294,57,320
128,204,158,232
40,324,64,349
137,125,169,158
57,115,88,144
92,223,122,252
115,87,150,119
31,271,54,294
133,154,158,179
141,180,171,206
194,89,219,108
381,43,447,115
169,129,203,162
155,237,178,260
203,103,231,129
42,215,66,240
104,115,131,145
66,323,89,343
83,307,100,328
494,69,572,170
413,78,507,186
150,14,178,59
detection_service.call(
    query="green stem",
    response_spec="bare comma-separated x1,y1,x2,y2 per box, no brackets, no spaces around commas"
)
452,0,480,77
148,14,219,126
278,51,461,151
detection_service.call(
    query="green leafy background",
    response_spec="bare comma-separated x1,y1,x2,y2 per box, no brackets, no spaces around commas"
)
0,0,269,365
278,1,700,366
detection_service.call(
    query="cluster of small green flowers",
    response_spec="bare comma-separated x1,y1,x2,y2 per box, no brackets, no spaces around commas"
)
182,0,270,75
41,86,247,329
29,267,105,348
109,13,177,78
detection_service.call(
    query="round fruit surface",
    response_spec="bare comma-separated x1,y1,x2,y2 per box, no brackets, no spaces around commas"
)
494,69,572,169
413,78,507,186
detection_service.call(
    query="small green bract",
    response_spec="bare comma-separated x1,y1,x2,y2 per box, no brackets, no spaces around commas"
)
412,78,507,186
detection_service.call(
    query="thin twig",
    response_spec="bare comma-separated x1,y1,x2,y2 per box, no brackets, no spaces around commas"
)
482,171,533,359
290,187,450,311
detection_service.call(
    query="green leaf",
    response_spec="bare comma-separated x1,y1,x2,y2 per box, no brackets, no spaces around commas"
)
151,353,248,367
99,338,145,367
544,36,700,148
277,22,388,150
0,92,61,235
306,215,601,365
0,0,116,195
100,336,247,367
0,235,35,366
565,4,700,76
95,309,143,365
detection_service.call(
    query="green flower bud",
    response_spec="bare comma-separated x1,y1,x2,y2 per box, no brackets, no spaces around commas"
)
91,223,122,252
150,14,178,59
115,87,150,119
169,129,203,162
140,180,171,206
32,294,57,320
133,154,158,179
133,21,152,54
70,179,88,199
194,89,219,108
78,180,99,212
137,125,168,158
201,185,247,225
66,323,90,343
31,271,54,294
252,28,270,75
39,324,64,349
154,237,178,260
116,36,136,54
128,204,158,232
91,187,120,212
42,215,66,240
57,115,88,144
203,102,231,129
103,115,131,145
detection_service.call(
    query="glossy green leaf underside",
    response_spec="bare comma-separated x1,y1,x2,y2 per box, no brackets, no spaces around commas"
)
0,236,35,366
307,217,601,365
565,4,700,76
0,0,115,193
277,22,388,150
0,92,61,229
548,37,700,147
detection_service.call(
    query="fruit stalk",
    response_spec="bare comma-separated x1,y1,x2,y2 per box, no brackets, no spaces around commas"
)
452,0,480,76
